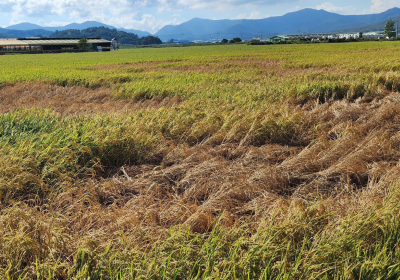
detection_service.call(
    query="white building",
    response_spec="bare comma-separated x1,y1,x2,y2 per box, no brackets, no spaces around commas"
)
362,32,385,39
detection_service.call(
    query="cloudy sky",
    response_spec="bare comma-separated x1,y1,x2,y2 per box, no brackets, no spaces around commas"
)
0,0,399,32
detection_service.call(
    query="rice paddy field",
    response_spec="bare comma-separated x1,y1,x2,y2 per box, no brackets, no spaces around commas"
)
3,41,400,279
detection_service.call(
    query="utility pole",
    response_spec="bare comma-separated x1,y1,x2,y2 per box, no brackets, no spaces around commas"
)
216,31,219,43
181,33,183,43
241,32,243,40
260,31,263,40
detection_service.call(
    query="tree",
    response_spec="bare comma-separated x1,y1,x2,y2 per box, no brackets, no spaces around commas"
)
385,17,396,38
221,39,228,43
138,36,162,45
229,37,242,44
50,27,140,45
77,38,90,50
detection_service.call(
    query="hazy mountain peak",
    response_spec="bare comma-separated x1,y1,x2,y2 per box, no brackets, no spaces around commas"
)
5,22,43,30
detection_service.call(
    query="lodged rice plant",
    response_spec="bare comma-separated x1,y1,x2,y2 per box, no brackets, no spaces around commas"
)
2,41,400,279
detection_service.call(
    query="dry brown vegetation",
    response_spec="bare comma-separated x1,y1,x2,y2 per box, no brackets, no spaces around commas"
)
90,91,400,234
0,83,181,115
94,59,283,73
3,43,400,279
3,84,400,278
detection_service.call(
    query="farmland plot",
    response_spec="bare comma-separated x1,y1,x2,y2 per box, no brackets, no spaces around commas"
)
2,42,400,279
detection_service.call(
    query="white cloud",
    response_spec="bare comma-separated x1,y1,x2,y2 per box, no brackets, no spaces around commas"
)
9,18,23,25
288,5,305,13
315,2,358,14
0,0,298,17
248,11,263,19
0,0,184,31
368,0,398,13
155,0,291,11
107,14,180,31
5,0,390,32
234,11,264,19
234,12,248,19
0,0,298,31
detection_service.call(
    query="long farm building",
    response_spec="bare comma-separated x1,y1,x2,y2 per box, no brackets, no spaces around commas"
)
0,38,112,54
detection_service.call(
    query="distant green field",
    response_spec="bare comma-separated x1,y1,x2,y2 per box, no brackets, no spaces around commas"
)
2,42,400,102
2,42,400,279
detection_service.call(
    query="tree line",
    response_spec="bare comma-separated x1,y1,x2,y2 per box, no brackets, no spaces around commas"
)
49,27,162,45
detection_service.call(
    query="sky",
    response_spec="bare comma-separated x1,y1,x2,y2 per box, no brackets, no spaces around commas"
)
0,0,399,32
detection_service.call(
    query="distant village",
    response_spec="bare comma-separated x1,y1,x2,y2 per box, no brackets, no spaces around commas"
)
166,31,389,45
266,32,386,43
0,29,393,54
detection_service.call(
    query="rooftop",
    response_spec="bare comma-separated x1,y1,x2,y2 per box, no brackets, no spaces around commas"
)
270,35,290,39
0,38,110,46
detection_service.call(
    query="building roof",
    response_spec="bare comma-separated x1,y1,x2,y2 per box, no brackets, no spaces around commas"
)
363,32,385,35
0,39,29,46
0,38,110,46
270,35,289,39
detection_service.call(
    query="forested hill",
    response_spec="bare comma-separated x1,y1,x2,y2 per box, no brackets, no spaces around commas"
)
0,28,53,38
49,27,162,44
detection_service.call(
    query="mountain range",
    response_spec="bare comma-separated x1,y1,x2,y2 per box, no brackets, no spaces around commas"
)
155,8,400,41
4,21,150,37
2,8,400,42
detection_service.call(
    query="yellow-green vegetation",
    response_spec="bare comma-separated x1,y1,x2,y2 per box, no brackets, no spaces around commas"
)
2,42,400,279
